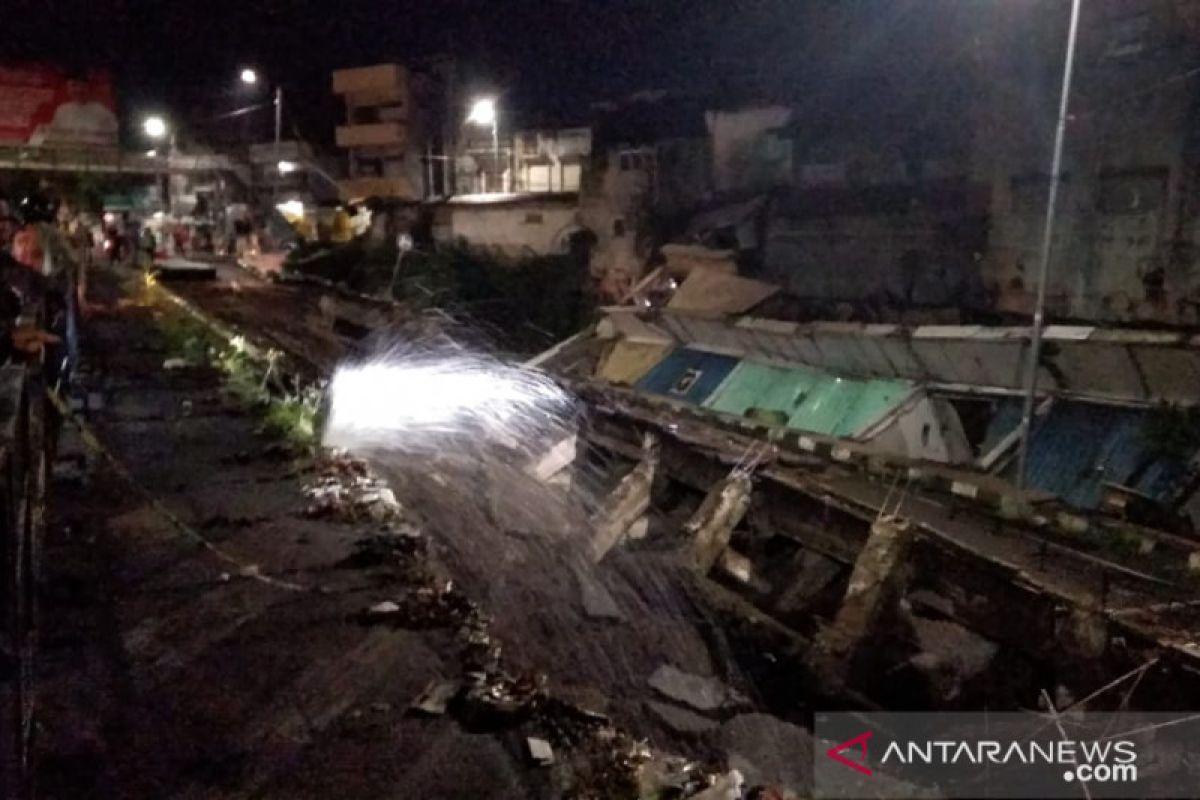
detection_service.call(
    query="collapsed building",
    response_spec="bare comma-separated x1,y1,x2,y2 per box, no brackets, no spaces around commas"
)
526,265,1200,712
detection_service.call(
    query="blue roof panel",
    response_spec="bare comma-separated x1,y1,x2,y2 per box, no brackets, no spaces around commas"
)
636,348,740,405
1006,403,1190,509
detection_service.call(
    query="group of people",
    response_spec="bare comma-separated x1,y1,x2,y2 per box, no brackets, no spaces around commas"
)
0,190,96,389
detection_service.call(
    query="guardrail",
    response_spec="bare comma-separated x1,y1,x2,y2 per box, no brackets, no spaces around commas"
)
0,365,46,800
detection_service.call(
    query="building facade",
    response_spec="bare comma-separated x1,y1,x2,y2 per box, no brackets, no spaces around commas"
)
333,63,440,201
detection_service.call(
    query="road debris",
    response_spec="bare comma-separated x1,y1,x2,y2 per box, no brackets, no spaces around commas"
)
646,700,719,734
648,664,746,714
527,736,555,766
410,679,461,716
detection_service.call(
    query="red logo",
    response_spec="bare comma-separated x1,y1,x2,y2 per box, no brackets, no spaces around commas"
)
826,731,874,776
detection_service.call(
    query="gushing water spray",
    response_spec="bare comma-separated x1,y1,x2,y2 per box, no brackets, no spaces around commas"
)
322,339,714,703
322,342,578,461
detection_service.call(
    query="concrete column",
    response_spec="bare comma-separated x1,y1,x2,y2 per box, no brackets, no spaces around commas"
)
588,433,658,562
684,472,753,574
809,516,914,693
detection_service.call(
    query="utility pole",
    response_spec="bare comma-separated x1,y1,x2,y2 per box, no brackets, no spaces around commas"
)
491,116,500,193
273,86,283,203
1016,0,1084,491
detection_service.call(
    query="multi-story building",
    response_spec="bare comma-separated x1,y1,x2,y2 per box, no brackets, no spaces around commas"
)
333,63,440,201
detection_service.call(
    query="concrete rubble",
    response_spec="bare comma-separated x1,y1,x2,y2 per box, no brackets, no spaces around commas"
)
715,714,812,799
648,664,744,714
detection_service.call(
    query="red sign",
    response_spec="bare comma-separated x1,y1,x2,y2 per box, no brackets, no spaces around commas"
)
0,64,118,147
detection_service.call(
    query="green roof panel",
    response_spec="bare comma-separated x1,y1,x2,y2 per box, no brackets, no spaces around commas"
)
703,359,913,438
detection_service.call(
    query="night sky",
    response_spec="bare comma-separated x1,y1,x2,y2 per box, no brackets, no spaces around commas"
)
4,1,1055,151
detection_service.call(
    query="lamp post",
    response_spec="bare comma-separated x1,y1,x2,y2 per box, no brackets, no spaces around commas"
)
1015,0,1084,492
143,115,173,215
240,68,284,200
468,98,500,193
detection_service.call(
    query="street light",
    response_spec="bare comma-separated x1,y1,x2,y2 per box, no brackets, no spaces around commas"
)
277,160,298,174
235,68,284,199
143,115,168,139
143,115,172,216
468,97,501,192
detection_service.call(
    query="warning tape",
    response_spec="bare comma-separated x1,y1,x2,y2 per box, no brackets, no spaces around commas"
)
46,387,310,593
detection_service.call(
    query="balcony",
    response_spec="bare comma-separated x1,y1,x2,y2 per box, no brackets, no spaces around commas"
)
335,122,407,149
333,64,405,95
338,176,417,201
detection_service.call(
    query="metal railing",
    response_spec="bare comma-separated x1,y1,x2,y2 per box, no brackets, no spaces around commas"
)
0,365,46,800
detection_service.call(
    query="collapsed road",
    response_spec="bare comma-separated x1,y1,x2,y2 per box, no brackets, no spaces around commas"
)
28,257,1200,799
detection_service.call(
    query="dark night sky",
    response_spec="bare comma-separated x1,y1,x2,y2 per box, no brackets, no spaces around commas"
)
1,1,1048,153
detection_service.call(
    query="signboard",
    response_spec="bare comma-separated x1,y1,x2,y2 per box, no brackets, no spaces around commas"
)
0,64,118,147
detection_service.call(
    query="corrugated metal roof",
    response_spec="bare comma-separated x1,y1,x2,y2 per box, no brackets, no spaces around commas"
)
704,361,819,420
596,340,673,386
999,403,1190,509
789,376,912,438
636,348,740,404
703,361,913,438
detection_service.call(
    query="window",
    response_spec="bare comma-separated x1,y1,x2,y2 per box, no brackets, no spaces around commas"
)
613,219,626,238
520,133,540,156
524,212,544,224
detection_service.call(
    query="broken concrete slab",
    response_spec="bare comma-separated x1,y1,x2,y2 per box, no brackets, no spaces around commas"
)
575,566,625,621
714,713,813,795
648,664,743,713
526,736,555,766
646,700,719,735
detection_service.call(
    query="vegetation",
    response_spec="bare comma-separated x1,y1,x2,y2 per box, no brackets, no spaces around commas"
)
1143,403,1200,465
158,300,320,451
284,237,595,353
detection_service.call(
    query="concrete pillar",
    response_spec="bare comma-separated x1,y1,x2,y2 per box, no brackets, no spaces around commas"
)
526,433,577,483
685,472,753,574
588,433,658,562
809,516,914,693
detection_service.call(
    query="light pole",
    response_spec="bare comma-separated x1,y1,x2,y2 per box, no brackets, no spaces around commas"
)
143,115,173,215
468,98,500,193
240,68,284,200
1016,0,1084,492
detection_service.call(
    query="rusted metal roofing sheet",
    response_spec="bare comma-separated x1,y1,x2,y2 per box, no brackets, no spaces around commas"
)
595,340,673,386
666,270,780,317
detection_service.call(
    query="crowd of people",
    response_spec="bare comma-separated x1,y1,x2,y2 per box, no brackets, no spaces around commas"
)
0,189,101,388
